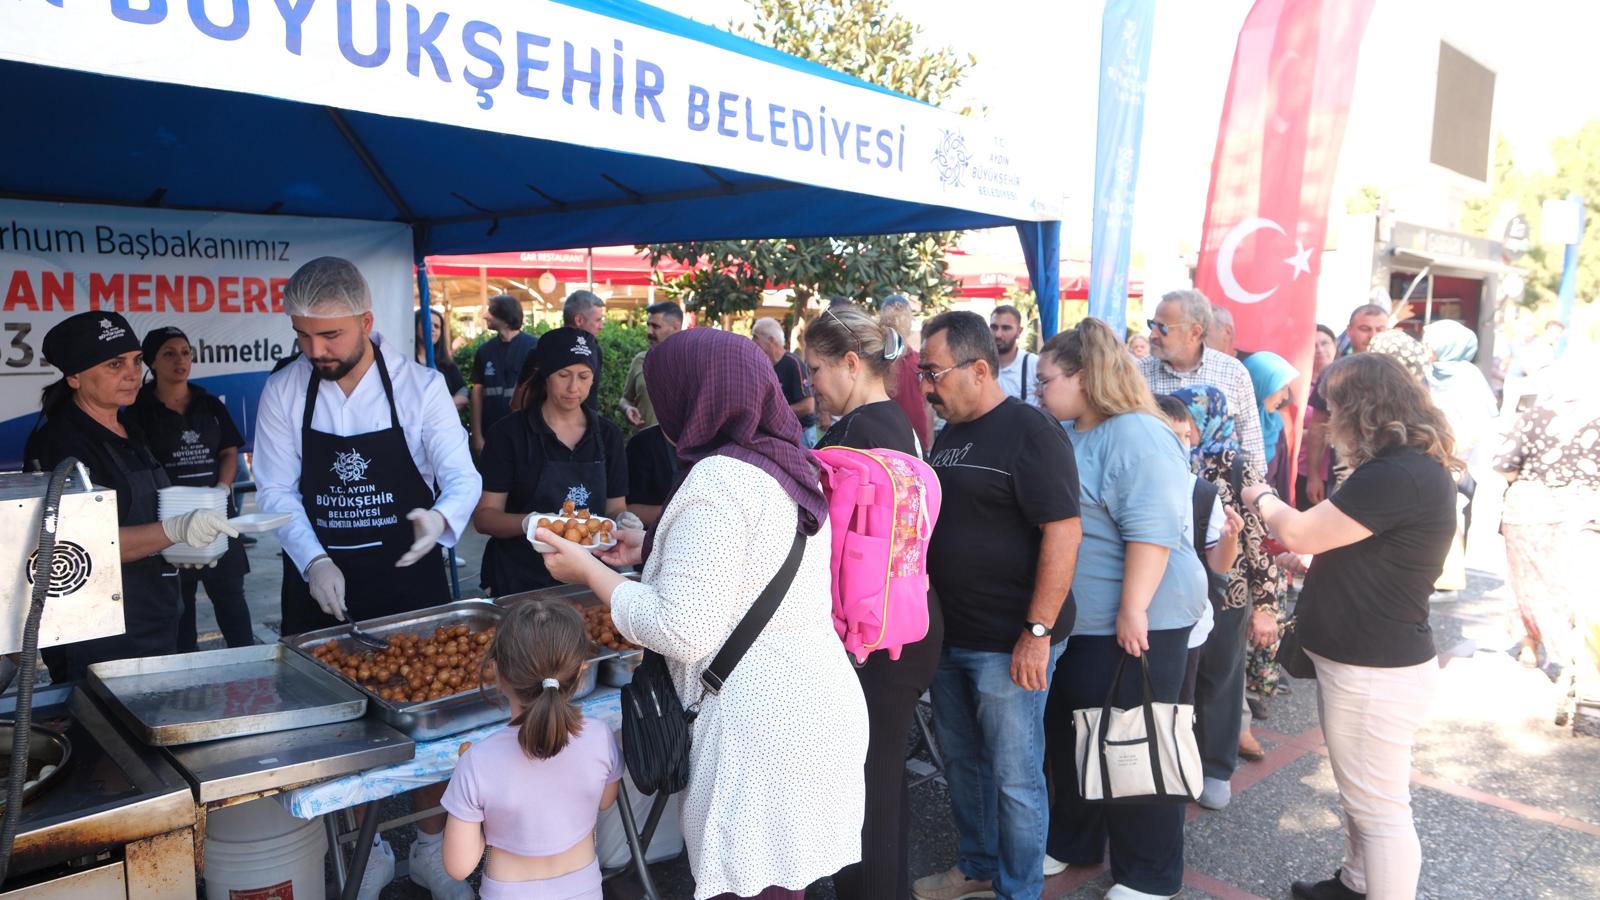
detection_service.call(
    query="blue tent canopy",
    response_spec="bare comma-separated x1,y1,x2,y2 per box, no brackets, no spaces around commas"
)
0,0,1060,322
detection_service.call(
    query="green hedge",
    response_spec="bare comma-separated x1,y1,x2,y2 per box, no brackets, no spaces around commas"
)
454,322,647,438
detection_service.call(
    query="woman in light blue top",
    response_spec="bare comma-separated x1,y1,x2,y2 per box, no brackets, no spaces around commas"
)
1037,318,1206,900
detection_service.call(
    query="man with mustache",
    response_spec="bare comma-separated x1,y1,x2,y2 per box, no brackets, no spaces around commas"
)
253,256,480,900
913,311,1082,900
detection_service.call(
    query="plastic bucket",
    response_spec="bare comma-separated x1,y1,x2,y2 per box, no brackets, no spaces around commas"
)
203,798,326,900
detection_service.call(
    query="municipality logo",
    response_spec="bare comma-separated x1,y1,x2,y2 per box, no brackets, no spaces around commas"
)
571,335,593,357
565,484,592,508
484,361,496,378
97,318,127,342
331,449,370,485
180,429,201,446
932,129,972,189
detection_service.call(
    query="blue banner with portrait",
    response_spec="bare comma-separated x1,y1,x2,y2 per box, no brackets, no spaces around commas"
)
1089,0,1155,338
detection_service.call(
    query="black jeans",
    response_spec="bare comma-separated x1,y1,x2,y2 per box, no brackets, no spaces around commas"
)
1195,602,1250,781
1046,628,1191,897
178,568,252,650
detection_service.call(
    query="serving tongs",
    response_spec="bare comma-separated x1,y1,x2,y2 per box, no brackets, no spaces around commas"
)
347,621,390,651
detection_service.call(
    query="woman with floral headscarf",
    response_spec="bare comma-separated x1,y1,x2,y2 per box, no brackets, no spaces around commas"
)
1170,385,1285,808
538,328,869,900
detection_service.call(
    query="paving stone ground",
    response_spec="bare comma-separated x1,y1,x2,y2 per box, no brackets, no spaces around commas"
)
196,494,1599,899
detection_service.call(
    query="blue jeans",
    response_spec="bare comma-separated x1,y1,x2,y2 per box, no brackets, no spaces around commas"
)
930,641,1066,900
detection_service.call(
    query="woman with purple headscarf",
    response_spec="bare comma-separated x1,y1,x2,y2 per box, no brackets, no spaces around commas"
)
539,328,869,900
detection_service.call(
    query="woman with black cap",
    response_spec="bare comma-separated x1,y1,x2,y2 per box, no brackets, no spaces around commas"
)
24,312,237,677
471,327,627,595
129,326,253,650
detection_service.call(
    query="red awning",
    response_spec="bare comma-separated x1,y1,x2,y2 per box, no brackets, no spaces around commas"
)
424,247,688,284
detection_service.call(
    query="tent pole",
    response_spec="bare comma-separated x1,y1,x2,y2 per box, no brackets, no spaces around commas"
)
587,248,594,287
419,262,435,368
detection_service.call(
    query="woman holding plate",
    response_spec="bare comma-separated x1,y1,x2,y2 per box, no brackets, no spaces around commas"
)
472,327,627,596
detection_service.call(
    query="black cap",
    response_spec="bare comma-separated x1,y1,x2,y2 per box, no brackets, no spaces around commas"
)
523,327,596,385
42,312,141,376
141,326,189,366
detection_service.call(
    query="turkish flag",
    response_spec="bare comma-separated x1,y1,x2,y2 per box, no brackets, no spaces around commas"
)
1195,0,1375,495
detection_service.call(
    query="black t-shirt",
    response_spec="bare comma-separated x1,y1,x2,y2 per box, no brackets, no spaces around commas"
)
1299,446,1456,667
436,355,466,398
625,425,678,506
817,400,920,456
773,352,818,428
25,403,163,526
927,398,1081,652
472,332,537,430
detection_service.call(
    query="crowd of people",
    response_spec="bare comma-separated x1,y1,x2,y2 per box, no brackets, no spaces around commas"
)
19,250,1595,900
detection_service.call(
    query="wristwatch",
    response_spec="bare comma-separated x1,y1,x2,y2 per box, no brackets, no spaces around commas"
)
1024,621,1051,639
1251,487,1281,512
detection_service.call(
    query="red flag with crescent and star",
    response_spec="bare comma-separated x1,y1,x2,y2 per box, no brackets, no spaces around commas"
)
1194,0,1375,497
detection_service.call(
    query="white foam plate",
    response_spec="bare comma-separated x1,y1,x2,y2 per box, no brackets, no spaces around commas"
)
525,514,618,554
227,512,293,533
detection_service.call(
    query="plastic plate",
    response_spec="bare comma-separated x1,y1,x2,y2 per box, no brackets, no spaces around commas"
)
525,514,619,554
227,512,294,533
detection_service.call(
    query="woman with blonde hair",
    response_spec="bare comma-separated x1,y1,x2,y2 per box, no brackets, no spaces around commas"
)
1243,352,1458,900
877,295,931,450
1037,318,1207,899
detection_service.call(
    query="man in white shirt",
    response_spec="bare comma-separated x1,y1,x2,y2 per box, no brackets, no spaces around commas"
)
253,256,479,900
990,305,1040,407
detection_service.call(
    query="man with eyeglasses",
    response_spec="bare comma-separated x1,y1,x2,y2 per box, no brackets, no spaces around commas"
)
990,304,1041,407
1138,289,1266,476
911,311,1082,900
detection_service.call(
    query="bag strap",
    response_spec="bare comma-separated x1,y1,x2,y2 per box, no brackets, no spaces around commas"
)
1191,477,1219,562
700,528,806,695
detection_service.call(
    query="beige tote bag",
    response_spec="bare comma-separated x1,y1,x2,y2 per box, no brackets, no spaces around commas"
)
1074,653,1203,804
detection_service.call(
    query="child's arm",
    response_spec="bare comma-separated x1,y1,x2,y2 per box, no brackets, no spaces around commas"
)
442,815,485,882
1207,504,1244,574
599,780,620,811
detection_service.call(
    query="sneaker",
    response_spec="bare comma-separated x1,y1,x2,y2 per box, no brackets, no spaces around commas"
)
1197,776,1232,810
1290,870,1366,899
354,838,395,900
1044,853,1069,877
1105,884,1177,899
912,866,995,900
409,835,474,900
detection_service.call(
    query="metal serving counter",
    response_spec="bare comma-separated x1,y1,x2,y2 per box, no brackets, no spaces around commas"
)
166,716,413,806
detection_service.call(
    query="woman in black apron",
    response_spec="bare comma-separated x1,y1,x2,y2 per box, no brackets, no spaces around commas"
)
472,327,627,595
25,312,236,678
130,327,253,650
279,340,450,636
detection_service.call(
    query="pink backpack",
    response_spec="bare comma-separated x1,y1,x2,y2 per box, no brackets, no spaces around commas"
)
813,446,942,664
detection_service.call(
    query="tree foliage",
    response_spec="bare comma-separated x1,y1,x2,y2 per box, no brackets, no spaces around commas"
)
644,0,976,328
1460,124,1600,309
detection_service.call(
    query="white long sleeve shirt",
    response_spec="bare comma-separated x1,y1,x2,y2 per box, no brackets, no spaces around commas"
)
254,333,481,575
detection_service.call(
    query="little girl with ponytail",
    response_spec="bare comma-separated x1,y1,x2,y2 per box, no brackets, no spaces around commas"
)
441,600,621,899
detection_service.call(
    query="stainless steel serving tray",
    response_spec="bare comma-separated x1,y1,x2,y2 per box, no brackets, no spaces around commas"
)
282,600,614,741
87,643,367,746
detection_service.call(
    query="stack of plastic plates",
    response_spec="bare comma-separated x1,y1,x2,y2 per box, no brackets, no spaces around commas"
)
158,486,228,566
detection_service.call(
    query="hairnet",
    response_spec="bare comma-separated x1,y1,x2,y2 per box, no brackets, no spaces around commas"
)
283,256,372,318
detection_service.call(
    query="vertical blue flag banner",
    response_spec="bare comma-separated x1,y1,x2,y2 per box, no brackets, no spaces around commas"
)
1089,0,1155,338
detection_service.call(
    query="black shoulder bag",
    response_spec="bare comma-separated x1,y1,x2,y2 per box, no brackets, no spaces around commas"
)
620,529,807,796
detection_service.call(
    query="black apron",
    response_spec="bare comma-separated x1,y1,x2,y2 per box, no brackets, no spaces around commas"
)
139,389,249,578
280,346,449,636
481,418,608,596
68,442,182,676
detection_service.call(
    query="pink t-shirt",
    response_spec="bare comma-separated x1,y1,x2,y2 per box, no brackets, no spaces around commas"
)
441,717,623,856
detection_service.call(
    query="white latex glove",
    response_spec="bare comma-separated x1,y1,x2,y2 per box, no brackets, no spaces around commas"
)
395,508,447,567
162,509,239,548
305,556,347,621
615,511,644,532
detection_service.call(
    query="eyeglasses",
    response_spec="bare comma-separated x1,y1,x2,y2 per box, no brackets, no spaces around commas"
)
916,360,975,384
823,307,861,356
1147,318,1171,336
1034,369,1077,395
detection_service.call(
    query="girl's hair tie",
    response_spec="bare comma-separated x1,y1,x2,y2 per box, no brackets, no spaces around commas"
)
541,677,560,690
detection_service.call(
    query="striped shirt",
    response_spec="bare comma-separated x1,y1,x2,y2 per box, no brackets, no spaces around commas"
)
1138,348,1265,476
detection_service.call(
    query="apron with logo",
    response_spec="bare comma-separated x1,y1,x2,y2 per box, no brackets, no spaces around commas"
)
142,392,249,578
481,418,608,595
66,441,182,676
280,347,448,636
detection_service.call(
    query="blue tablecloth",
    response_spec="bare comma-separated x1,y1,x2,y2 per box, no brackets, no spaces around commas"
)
281,687,623,819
